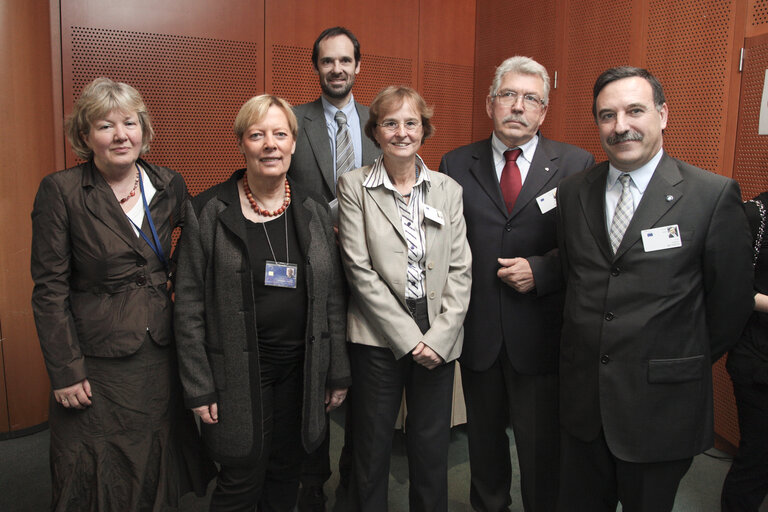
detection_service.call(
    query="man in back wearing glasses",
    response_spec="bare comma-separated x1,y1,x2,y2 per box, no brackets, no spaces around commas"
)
440,56,594,512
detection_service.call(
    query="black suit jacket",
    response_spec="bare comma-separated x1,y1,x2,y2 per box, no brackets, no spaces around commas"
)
440,136,594,373
288,98,380,202
556,154,754,462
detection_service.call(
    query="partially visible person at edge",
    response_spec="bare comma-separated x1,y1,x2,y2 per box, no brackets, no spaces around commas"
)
721,191,768,512
338,85,472,512
31,77,214,511
173,94,350,511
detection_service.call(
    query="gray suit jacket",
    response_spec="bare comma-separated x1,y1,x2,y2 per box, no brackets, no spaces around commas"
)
174,170,349,464
556,153,754,462
289,98,380,202
337,164,472,362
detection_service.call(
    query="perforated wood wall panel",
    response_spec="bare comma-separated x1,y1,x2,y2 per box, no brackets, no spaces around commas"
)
420,61,475,170
270,45,413,108
749,0,768,34
473,0,559,142
67,27,259,196
563,0,634,161
646,0,736,174
733,36,768,200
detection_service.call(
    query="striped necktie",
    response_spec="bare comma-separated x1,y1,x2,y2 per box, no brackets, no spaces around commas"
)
335,110,355,184
609,173,634,254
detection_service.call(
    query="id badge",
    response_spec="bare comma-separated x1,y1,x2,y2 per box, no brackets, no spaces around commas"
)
265,261,298,288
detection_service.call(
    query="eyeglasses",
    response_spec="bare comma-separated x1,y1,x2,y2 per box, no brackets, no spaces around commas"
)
377,120,422,133
492,90,544,109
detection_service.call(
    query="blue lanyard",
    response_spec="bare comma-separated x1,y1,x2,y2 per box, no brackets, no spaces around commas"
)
127,164,168,271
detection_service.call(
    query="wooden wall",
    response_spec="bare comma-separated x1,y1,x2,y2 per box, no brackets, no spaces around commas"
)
0,0,58,433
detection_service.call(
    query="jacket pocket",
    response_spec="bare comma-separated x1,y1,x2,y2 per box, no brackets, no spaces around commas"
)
647,354,705,383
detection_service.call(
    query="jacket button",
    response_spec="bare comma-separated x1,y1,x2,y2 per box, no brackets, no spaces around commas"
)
505,224,512,232
309,336,315,343
427,262,434,270
136,274,147,286
429,291,436,299
136,257,147,267
604,312,614,321
611,266,620,276
600,355,610,364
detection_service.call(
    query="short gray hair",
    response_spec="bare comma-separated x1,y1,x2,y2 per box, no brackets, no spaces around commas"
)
489,56,550,106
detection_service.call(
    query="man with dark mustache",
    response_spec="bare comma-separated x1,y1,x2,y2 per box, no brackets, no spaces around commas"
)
440,56,594,512
287,26,380,512
555,66,754,511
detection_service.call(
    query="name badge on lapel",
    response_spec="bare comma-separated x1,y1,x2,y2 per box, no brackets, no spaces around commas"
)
536,188,557,214
265,261,298,288
641,225,682,252
423,204,445,225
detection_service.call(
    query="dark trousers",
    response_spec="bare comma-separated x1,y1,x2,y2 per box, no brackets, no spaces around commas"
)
348,299,454,512
558,429,692,512
461,347,560,512
210,360,304,512
722,379,768,512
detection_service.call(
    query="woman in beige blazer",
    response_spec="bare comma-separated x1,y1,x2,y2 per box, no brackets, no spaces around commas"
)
337,86,472,512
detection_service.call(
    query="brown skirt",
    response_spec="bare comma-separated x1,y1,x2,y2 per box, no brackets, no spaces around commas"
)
48,337,214,512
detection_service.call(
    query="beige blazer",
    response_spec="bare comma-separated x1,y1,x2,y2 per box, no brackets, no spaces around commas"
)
337,163,472,362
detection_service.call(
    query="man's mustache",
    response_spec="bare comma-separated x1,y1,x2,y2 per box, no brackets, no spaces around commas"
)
607,131,643,145
502,115,530,127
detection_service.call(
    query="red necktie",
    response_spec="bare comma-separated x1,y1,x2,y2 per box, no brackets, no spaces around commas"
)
500,148,522,213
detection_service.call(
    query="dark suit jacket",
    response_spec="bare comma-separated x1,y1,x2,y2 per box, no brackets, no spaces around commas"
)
31,159,187,388
440,136,594,373
288,97,380,202
556,154,754,463
173,171,349,463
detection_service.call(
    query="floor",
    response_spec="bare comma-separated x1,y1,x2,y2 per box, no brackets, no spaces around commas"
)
1,404,765,511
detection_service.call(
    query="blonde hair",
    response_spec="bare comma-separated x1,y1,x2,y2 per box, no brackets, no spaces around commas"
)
66,77,154,160
234,95,298,142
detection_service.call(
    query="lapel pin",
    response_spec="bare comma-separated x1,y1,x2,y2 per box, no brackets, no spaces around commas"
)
544,167,550,172
666,195,674,202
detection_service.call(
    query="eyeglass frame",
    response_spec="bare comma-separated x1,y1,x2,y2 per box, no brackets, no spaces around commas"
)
491,90,546,109
376,120,423,133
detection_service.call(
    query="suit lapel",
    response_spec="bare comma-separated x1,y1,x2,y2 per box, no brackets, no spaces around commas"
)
613,155,683,259
423,174,444,252
578,162,613,261
217,173,248,248
469,139,508,217
292,195,313,261
509,137,559,219
303,100,335,193
367,183,407,244
82,161,144,251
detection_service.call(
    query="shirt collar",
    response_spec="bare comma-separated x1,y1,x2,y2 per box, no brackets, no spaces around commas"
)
607,147,664,192
363,155,431,191
322,94,356,121
491,132,539,163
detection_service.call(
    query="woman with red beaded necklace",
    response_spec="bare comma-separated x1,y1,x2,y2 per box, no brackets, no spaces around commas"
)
174,94,350,511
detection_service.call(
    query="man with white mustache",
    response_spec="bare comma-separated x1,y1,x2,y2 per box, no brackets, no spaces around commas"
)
440,56,594,511
555,66,754,511
288,26,380,512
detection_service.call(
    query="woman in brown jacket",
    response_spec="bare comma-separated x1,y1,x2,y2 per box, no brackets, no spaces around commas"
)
31,77,212,511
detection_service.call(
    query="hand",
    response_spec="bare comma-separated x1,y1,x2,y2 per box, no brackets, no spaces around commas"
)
497,257,535,293
325,388,348,412
412,342,444,370
193,403,219,424
53,379,93,410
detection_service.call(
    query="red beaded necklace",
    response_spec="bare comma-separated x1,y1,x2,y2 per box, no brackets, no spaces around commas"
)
242,173,291,217
117,170,140,204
